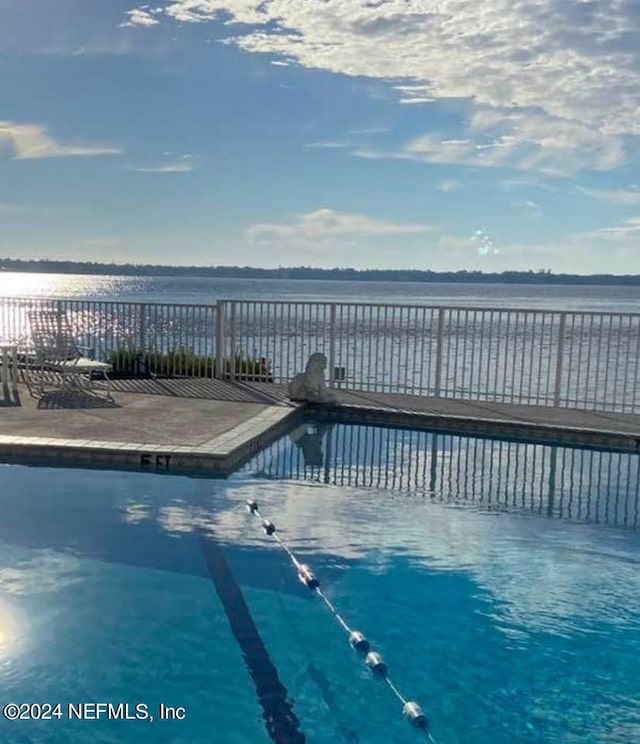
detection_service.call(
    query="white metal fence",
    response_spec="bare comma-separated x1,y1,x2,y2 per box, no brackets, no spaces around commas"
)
217,300,640,413
0,297,217,377
2,296,639,412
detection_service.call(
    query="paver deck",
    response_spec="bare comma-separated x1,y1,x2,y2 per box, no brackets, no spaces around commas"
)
0,379,291,444
0,379,300,474
1,377,640,474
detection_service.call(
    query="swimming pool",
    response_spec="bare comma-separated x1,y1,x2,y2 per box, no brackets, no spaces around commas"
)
1,424,639,743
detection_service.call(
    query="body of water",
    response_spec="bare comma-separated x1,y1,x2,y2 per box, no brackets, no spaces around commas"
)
1,272,640,312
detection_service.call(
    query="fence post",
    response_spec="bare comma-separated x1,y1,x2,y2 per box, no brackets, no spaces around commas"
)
138,303,146,352
55,299,64,357
553,312,567,406
434,307,445,397
328,303,336,388
215,300,225,380
229,302,237,380
546,446,558,516
133,303,145,376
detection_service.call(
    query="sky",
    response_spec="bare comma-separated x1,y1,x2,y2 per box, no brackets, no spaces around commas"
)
1,0,639,273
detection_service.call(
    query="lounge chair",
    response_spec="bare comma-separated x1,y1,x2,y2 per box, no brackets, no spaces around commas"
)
25,309,113,399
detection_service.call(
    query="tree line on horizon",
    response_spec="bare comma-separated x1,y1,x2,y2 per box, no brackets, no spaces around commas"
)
1,258,640,285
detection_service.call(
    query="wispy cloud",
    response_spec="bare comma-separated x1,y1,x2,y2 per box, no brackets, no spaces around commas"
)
128,0,640,173
355,109,627,176
246,208,432,242
304,142,350,150
398,98,435,105
437,180,461,192
498,176,560,193
348,127,389,135
577,187,640,206
511,199,544,218
0,121,121,160
127,155,195,173
128,162,193,173
577,218,640,241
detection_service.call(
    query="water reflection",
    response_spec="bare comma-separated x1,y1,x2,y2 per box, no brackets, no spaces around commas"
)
0,273,135,299
0,596,26,661
288,423,333,468
242,423,640,528
0,471,343,598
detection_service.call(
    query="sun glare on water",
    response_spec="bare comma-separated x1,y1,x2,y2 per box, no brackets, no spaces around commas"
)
0,601,26,659
0,615,13,651
0,271,134,301
0,272,93,298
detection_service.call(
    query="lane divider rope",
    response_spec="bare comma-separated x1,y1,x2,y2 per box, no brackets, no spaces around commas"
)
245,500,438,742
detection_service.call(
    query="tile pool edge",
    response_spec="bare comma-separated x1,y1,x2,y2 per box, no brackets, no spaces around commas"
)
0,405,305,475
311,402,640,453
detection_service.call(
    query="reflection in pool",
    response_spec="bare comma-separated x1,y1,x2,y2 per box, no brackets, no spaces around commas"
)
244,421,640,528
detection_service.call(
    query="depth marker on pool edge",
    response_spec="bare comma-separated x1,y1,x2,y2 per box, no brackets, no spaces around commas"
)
245,499,438,742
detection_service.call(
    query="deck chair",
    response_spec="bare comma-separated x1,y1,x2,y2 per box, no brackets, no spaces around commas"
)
26,309,113,399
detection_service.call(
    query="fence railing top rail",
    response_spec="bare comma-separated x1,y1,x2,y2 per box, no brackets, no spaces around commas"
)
0,296,218,310
3,295,640,318
218,299,640,318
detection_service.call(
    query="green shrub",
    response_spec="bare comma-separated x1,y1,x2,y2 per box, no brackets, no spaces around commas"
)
106,348,273,381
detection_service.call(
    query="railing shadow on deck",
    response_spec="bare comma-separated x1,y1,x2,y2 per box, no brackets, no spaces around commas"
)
240,421,640,529
109,377,290,405
35,390,120,410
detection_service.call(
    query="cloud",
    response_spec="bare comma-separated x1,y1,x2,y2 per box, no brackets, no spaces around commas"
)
511,199,544,218
0,122,121,160
127,0,640,173
398,98,436,105
437,180,461,192
304,142,350,149
127,154,195,172
498,176,560,193
246,208,432,242
348,127,389,135
120,8,161,28
128,162,194,173
577,218,640,242
578,187,640,206
356,109,627,176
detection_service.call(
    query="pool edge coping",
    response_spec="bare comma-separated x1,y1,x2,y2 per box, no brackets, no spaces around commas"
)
310,401,640,453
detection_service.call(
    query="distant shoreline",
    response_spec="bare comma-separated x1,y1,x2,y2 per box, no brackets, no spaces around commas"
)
2,260,640,285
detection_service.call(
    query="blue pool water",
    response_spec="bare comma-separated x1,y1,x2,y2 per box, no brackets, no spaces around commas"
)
1,426,640,743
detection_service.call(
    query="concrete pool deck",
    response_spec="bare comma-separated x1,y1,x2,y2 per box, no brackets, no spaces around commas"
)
1,378,640,474
0,379,302,475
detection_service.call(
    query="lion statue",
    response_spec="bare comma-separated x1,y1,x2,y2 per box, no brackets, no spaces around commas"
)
288,352,336,403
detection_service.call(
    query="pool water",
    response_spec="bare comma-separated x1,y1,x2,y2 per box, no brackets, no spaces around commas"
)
1,424,640,743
